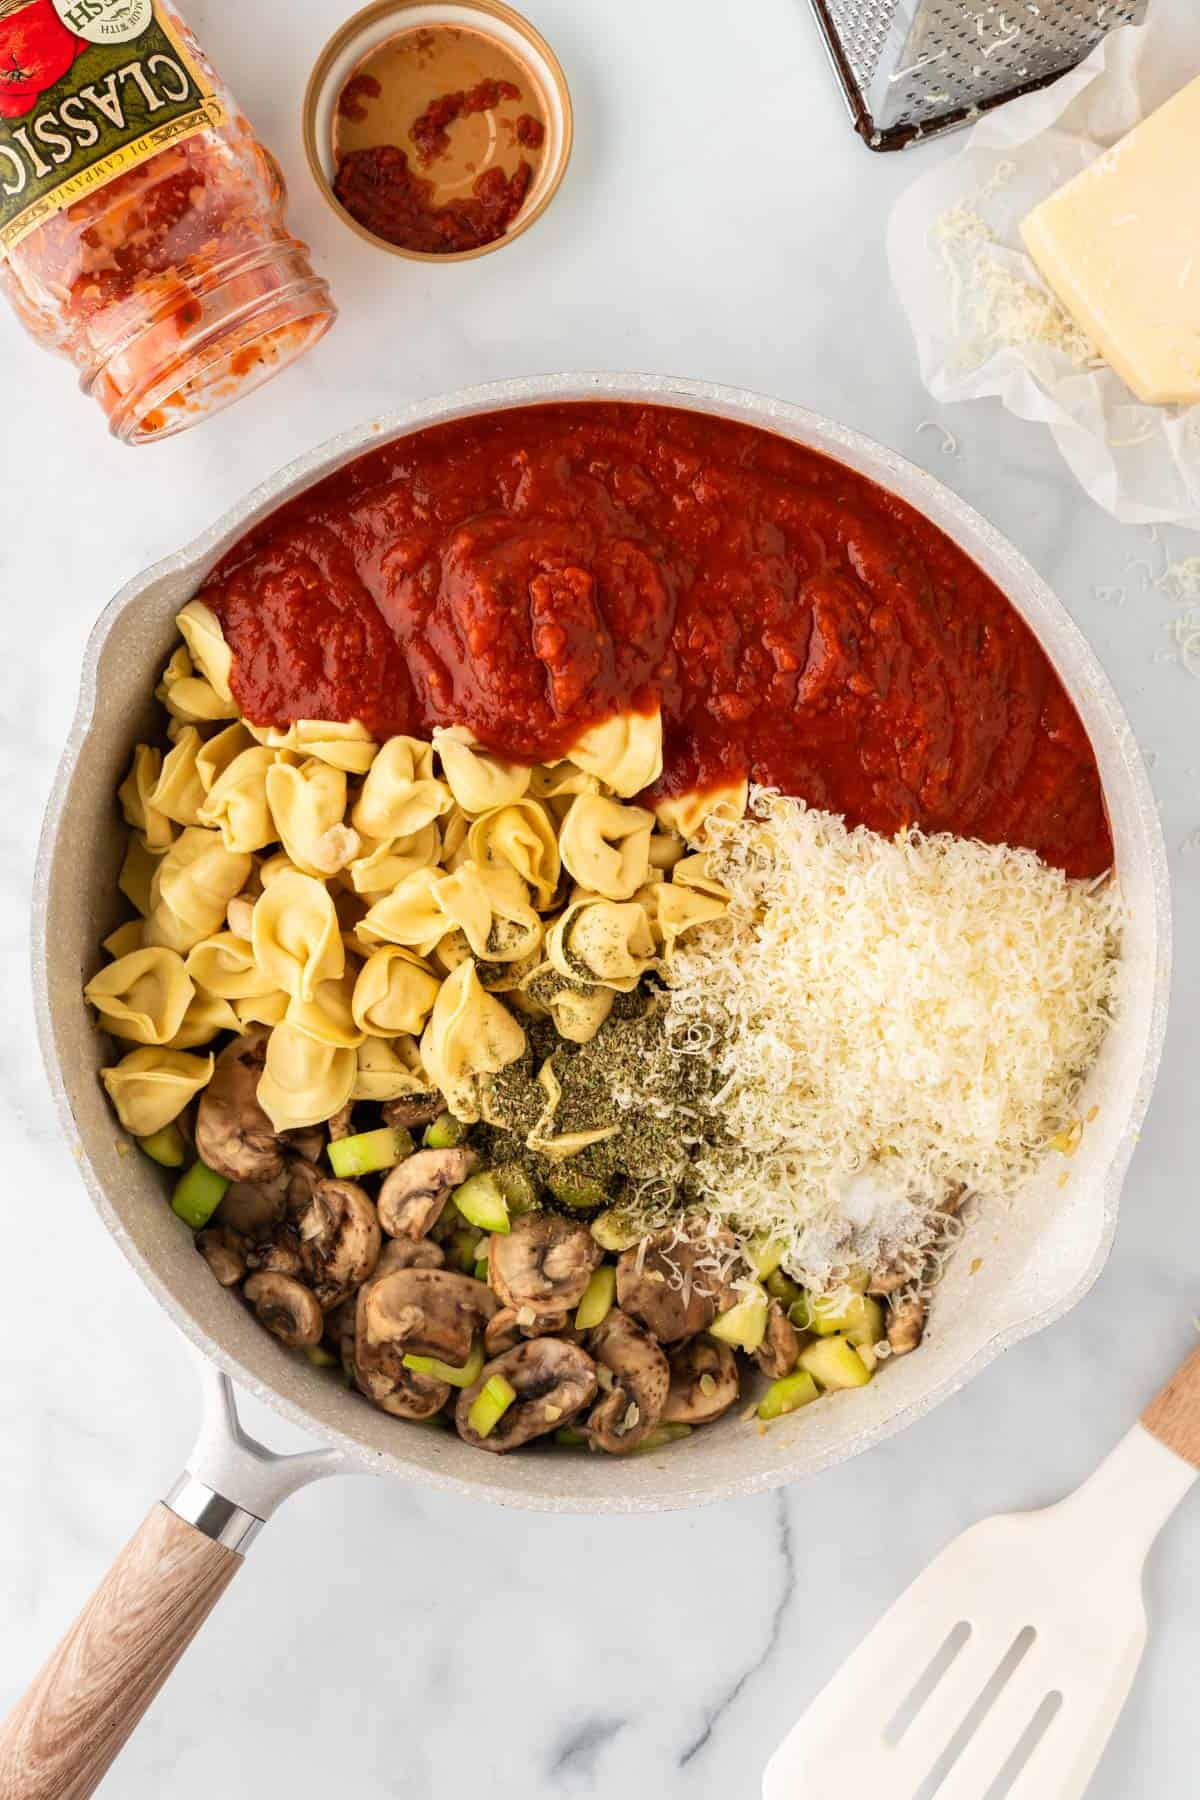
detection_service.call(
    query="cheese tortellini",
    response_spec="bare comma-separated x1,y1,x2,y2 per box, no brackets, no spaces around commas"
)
89,612,736,1166
419,962,526,1122
558,796,654,901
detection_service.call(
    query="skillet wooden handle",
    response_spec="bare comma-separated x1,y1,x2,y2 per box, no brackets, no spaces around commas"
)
1142,1344,1200,1470
0,1503,240,1800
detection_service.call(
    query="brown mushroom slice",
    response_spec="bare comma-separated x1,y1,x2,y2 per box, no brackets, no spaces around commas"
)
615,1232,732,1345
215,1170,288,1237
484,1307,523,1358
456,1338,598,1453
376,1236,445,1275
195,1032,285,1183
754,1300,800,1380
353,1283,449,1420
197,1226,247,1287
284,1125,326,1163
867,1260,910,1297
663,1337,740,1425
887,1296,927,1357
244,1222,304,1279
244,1272,323,1349
377,1146,478,1239
586,1311,670,1454
488,1212,601,1315
284,1156,325,1219
327,1102,355,1142
362,1266,497,1367
383,1092,445,1131
297,1177,381,1308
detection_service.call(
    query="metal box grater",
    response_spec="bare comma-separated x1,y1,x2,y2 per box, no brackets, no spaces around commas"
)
808,0,1148,150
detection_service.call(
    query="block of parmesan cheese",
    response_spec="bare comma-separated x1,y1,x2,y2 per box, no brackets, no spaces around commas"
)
1021,74,1200,406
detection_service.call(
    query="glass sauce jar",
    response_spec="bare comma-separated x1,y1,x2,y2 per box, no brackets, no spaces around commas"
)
0,0,336,442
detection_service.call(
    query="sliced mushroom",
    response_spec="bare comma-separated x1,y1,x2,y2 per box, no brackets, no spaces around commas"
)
195,1032,284,1184
376,1236,445,1275
586,1311,670,1454
378,1147,478,1239
615,1231,734,1345
362,1266,497,1367
297,1178,381,1308
196,1226,247,1288
215,1170,288,1237
244,1223,304,1279
354,1281,449,1420
456,1338,597,1453
383,1092,445,1131
327,1102,354,1142
887,1296,926,1357
244,1272,322,1349
867,1260,910,1297
284,1156,325,1219
754,1300,800,1380
284,1125,326,1163
488,1212,601,1315
663,1337,740,1425
484,1307,523,1358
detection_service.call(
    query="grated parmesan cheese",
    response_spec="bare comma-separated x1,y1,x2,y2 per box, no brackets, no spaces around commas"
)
934,206,1101,372
656,794,1121,1293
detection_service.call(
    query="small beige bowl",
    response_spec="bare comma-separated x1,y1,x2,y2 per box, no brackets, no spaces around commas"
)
303,0,573,262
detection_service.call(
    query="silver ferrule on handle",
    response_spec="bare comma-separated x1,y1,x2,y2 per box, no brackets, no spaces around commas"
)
164,1473,264,1554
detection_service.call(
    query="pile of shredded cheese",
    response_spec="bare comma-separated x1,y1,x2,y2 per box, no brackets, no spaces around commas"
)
656,793,1121,1292
933,205,1101,372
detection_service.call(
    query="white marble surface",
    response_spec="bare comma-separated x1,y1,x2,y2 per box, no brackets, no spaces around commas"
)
1,1,1198,1794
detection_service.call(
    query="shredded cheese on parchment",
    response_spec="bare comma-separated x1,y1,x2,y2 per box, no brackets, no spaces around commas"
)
934,205,1101,372
658,794,1121,1292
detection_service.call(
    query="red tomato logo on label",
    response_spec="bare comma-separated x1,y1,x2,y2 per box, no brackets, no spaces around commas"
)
0,0,85,119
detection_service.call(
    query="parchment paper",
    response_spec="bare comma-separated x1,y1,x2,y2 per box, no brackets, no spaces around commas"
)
888,13,1200,531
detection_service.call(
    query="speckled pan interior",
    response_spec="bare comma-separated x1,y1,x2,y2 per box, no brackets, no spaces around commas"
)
31,374,1171,1514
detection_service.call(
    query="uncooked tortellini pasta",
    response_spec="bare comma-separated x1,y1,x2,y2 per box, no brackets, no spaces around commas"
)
196,722,255,793
653,777,748,842
284,971,364,1049
185,932,280,1001
521,967,615,1044
176,600,234,704
566,709,663,797
467,799,560,908
101,1047,214,1135
166,990,240,1049
257,1022,356,1132
250,718,377,774
345,825,441,896
353,1035,430,1102
103,920,145,960
558,796,654,901
252,869,344,1001
155,645,238,724
647,882,727,950
351,736,451,839
357,867,453,958
119,835,159,918
197,746,276,852
151,726,208,827
118,746,174,851
434,863,543,963
419,961,526,1122
546,896,655,992
144,828,252,953
85,947,193,1045
353,946,440,1037
433,727,531,815
266,756,352,876
671,853,730,899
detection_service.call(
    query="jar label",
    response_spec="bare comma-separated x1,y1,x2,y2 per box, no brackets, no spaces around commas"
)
0,0,227,255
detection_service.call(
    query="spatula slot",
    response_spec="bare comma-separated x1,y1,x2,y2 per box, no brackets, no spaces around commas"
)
980,1690,1063,1800
912,1626,1037,1798
884,1620,973,1746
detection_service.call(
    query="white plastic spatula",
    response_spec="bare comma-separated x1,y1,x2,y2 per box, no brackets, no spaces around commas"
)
764,1346,1200,1800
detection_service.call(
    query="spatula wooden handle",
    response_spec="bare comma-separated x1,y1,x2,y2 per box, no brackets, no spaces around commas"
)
1142,1345,1200,1470
0,1503,240,1800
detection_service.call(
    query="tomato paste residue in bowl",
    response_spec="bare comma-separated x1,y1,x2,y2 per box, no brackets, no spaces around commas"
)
203,402,1113,878
330,24,548,255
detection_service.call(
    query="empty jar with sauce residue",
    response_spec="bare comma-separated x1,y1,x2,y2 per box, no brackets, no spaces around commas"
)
0,0,335,443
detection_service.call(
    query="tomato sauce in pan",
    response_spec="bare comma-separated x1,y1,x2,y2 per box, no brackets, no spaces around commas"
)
204,403,1112,877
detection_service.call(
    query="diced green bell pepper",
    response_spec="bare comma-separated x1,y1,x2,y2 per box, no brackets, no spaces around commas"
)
424,1111,469,1149
574,1266,617,1330
798,1335,873,1390
468,1374,517,1438
708,1285,770,1353
403,1341,485,1389
756,1369,820,1420
327,1125,412,1179
137,1123,186,1168
453,1172,510,1234
171,1160,229,1230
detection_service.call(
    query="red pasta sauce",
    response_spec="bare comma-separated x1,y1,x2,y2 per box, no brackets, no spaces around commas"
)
204,403,1112,878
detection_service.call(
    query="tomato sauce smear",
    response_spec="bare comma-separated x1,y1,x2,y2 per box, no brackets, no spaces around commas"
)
204,403,1112,878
